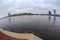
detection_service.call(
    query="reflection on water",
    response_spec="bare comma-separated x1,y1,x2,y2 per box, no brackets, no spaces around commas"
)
54,16,56,23
0,15,60,40
48,16,56,24
8,17,11,23
48,16,51,21
8,16,56,24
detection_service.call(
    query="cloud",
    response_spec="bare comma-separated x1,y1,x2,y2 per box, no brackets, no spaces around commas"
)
0,0,60,18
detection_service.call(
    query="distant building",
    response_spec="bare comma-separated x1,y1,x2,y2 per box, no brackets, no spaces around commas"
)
54,9,56,15
48,11,51,16
8,13,11,17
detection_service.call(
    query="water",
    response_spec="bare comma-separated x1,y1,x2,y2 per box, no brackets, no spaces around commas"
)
0,15,60,40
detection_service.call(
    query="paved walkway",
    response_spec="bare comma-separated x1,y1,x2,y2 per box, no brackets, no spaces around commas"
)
0,29,43,40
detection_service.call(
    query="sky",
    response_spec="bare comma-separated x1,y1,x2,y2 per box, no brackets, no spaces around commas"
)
0,0,60,18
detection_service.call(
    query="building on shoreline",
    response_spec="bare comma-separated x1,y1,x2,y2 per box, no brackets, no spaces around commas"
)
8,13,11,17
54,9,56,15
48,11,51,16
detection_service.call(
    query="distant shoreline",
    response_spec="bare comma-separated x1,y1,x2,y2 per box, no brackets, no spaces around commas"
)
0,13,60,19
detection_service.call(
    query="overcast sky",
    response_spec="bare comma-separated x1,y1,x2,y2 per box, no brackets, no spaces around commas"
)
0,0,60,18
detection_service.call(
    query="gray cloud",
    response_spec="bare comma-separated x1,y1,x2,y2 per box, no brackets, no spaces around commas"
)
0,0,60,18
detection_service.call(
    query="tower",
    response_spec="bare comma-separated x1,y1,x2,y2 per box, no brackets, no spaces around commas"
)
54,9,56,15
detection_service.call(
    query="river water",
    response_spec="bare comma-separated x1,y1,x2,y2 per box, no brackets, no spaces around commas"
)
0,15,60,40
